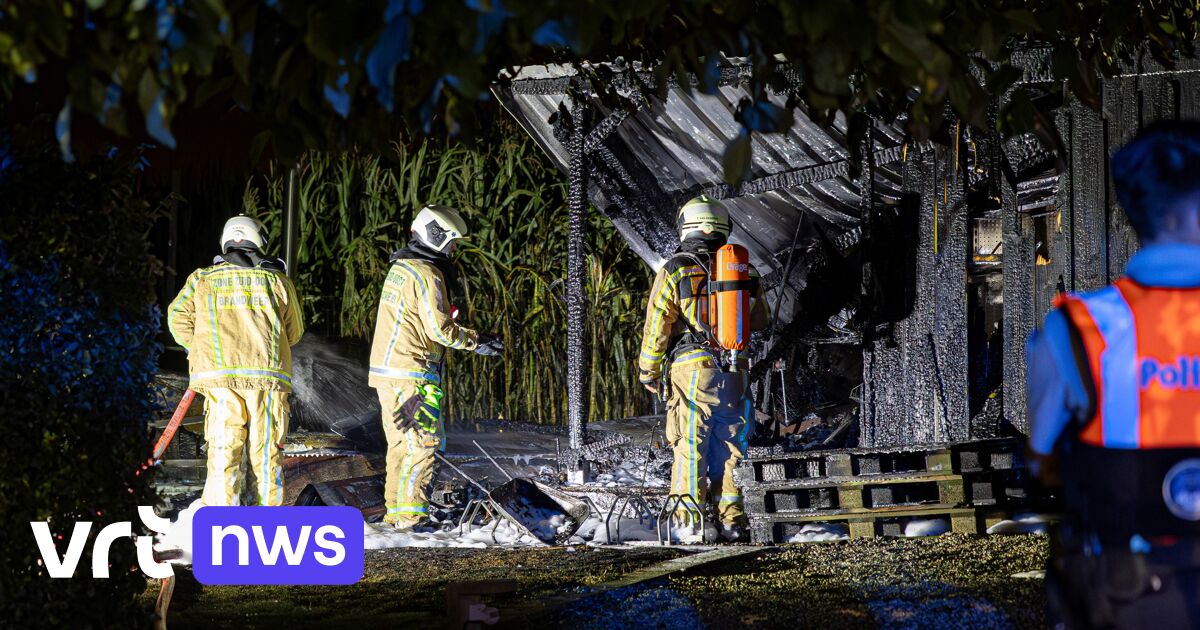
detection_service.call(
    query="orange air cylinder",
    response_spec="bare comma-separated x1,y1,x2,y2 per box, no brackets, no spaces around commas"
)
710,243,751,370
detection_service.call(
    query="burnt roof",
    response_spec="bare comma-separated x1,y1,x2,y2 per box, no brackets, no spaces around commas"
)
495,63,913,325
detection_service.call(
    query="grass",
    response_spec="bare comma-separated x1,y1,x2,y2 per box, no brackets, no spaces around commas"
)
243,122,653,424
668,534,1049,629
144,535,1050,629
145,546,684,629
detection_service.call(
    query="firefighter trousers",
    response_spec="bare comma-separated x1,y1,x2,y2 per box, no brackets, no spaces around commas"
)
666,366,753,526
376,382,446,526
200,387,289,506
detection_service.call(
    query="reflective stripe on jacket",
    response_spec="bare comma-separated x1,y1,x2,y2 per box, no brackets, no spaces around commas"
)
167,263,304,392
1057,277,1200,448
638,254,768,382
368,258,477,388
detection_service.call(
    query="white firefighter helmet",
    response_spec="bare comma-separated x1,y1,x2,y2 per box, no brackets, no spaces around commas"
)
220,215,269,253
412,204,469,253
677,195,732,241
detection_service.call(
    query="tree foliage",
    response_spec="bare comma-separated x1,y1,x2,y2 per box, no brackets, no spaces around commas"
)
0,1,1195,172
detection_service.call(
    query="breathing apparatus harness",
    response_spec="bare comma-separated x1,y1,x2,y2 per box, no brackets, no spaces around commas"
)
658,240,756,402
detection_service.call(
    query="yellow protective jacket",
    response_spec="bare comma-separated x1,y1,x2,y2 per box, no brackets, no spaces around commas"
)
167,262,305,392
368,257,478,387
638,252,769,383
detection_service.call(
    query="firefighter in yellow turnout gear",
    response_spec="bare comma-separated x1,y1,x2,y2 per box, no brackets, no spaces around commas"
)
167,215,304,506
638,197,768,541
369,206,503,529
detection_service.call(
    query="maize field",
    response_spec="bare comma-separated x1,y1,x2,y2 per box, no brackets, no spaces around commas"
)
244,122,653,424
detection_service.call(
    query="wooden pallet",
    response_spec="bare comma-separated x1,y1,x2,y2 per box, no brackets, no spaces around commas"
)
735,438,1023,487
750,503,1015,541
742,468,1026,514
736,438,1030,543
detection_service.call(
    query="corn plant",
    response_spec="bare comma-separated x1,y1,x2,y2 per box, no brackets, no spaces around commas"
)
245,122,653,423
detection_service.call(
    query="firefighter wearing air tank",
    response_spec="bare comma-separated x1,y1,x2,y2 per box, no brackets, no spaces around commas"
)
638,196,768,541
167,215,305,506
369,205,503,529
1028,121,1200,627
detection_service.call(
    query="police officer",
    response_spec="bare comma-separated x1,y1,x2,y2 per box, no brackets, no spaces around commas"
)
368,205,503,530
167,215,304,506
638,196,768,542
1028,121,1200,627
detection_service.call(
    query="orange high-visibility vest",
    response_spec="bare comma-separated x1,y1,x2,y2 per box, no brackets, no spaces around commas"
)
1056,277,1200,449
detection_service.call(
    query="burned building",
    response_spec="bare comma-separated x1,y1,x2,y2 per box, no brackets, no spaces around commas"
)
496,51,1200,450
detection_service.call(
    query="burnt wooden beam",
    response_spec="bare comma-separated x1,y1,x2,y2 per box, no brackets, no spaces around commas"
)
583,106,634,156
1000,175,1033,437
1068,101,1108,292
1103,75,1142,282
857,121,878,344
671,144,914,207
566,99,591,451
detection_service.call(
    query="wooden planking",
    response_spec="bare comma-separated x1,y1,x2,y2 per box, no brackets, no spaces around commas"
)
1180,73,1200,119
860,143,970,447
746,470,966,492
1069,101,1108,293
932,143,972,444
1103,75,1142,282
1000,106,1079,436
862,61,1200,450
739,438,1022,486
1001,168,1035,436
752,501,973,522
1052,109,1077,295
1036,112,1076,347
739,438,1028,542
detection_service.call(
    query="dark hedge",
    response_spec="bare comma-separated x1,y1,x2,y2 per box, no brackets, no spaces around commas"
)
0,146,163,627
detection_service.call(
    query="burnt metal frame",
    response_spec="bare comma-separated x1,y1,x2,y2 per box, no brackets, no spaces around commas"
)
657,493,707,545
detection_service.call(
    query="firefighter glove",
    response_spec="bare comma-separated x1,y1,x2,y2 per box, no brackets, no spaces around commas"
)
474,333,504,357
394,383,443,434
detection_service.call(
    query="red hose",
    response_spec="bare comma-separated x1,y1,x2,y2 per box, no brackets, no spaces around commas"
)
137,388,196,476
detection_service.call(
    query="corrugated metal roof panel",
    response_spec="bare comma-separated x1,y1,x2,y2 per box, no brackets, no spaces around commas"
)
496,66,910,325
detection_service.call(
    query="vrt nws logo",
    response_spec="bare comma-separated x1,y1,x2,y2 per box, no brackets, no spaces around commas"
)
30,506,174,579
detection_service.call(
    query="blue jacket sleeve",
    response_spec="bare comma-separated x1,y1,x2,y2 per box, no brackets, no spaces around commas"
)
1026,308,1091,455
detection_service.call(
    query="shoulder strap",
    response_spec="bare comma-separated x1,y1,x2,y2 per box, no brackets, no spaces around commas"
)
658,252,715,347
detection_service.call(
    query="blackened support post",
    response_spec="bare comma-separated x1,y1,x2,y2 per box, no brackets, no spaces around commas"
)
283,167,300,278
857,120,877,342
567,96,591,452
1000,174,1030,436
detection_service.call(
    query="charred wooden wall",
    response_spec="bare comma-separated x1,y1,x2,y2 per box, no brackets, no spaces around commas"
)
862,57,1200,447
861,144,971,446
